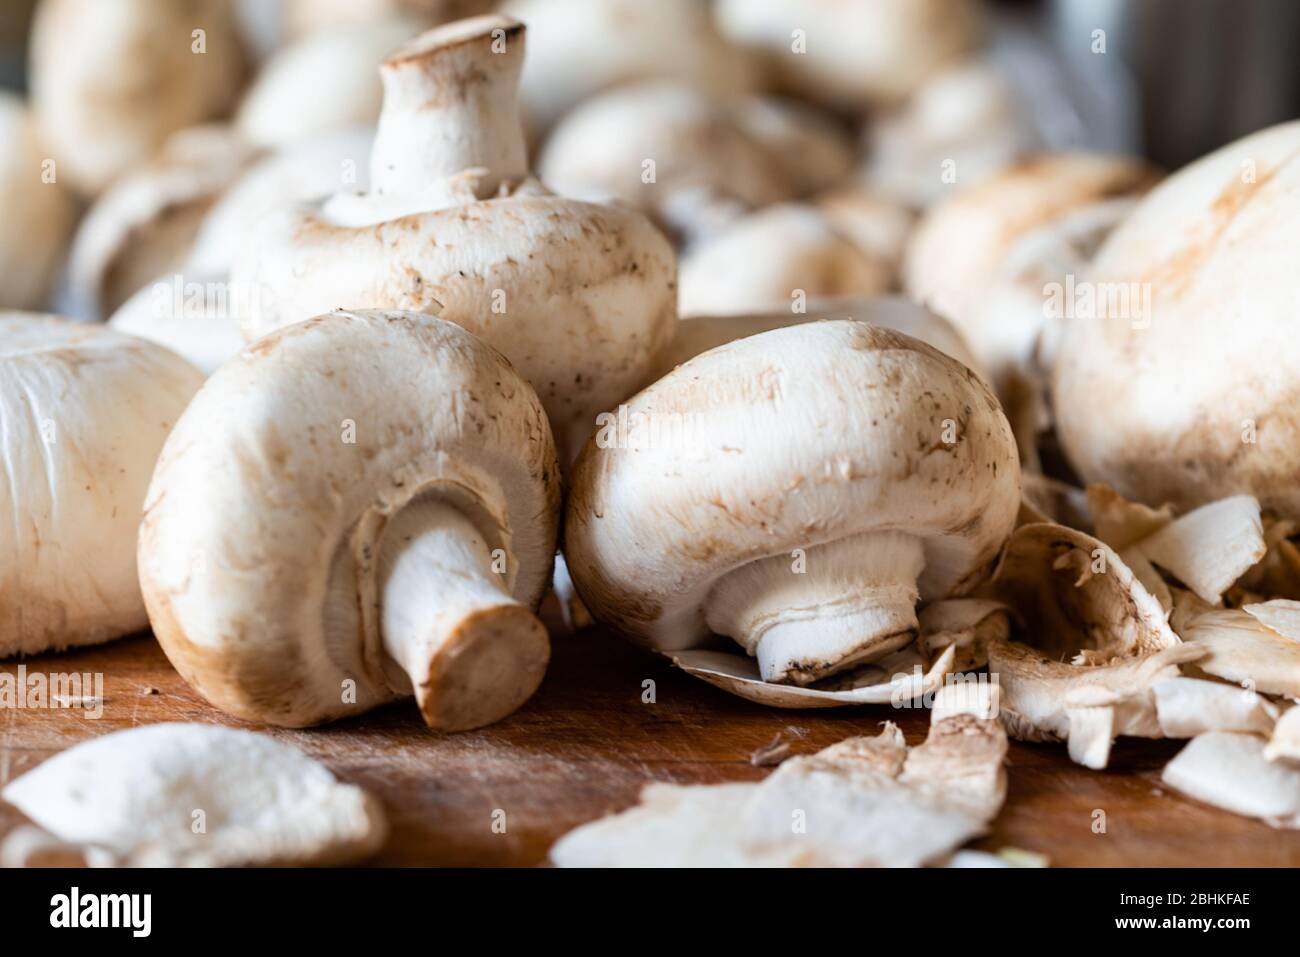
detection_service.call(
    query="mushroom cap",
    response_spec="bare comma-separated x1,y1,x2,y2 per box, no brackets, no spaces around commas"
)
0,313,203,656
186,126,375,277
234,17,420,151
565,319,1020,650
67,125,254,320
538,83,792,216
538,83,852,235
903,153,1160,336
715,0,982,106
1,723,386,866
284,0,494,39
1052,121,1300,518
656,295,980,380
679,204,893,317
0,92,74,311
138,310,561,726
865,57,1033,208
108,272,246,375
30,0,247,196
234,189,677,457
502,0,756,135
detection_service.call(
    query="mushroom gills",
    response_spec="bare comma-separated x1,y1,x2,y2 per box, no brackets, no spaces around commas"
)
704,530,925,685
377,497,550,731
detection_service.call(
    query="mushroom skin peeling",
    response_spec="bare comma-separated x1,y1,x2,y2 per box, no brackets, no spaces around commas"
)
565,320,1021,685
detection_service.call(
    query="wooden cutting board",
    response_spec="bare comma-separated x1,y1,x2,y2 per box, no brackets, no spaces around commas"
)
2,611,1298,867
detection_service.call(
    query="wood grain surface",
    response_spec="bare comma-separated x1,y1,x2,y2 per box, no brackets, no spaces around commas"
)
2,609,1298,867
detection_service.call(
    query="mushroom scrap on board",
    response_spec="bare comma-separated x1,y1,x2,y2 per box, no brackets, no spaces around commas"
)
3,0,1300,871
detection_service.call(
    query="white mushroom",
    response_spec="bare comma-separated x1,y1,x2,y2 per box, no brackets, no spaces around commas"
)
283,0,492,38
551,713,1007,868
678,204,893,317
501,0,756,137
233,16,677,460
0,92,74,311
903,153,1159,401
814,182,916,272
864,58,1035,208
714,0,983,107
1052,121,1300,517
0,314,203,657
1162,732,1300,828
656,296,980,380
2,724,386,866
233,16,421,151
565,320,1021,686
67,125,254,320
538,82,853,244
138,310,561,731
29,0,247,196
108,127,377,374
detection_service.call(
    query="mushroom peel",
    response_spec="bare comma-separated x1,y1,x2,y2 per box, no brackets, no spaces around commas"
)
138,310,561,731
986,522,1180,663
678,204,894,318
233,15,677,461
550,714,1007,868
988,638,1204,769
0,92,74,311
565,320,1021,686
30,0,248,197
0,314,204,657
1162,732,1300,828
1,723,387,866
1052,122,1300,518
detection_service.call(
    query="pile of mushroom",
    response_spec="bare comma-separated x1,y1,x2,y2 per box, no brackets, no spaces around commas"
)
5,1,1300,871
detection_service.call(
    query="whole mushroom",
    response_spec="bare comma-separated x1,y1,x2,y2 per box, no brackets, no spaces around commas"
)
865,58,1035,209
656,296,980,380
0,314,203,657
67,125,254,319
679,204,893,317
138,310,561,731
29,0,247,196
538,82,853,246
0,92,74,311
233,16,421,151
501,0,756,138
565,320,1021,685
1052,121,1300,518
233,15,677,459
108,127,376,374
714,0,983,107
903,153,1159,399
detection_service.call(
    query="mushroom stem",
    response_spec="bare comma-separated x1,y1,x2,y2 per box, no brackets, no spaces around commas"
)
378,498,550,731
704,531,926,685
370,15,528,202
